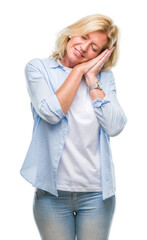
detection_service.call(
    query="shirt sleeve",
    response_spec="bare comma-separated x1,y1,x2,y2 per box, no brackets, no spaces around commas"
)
92,71,127,137
25,58,66,124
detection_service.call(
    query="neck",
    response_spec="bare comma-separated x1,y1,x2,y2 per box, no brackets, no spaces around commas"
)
60,54,76,69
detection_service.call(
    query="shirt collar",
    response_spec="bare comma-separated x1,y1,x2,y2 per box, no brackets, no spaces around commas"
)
48,57,73,73
47,58,60,68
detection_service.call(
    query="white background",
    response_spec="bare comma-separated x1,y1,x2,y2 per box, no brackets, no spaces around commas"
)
0,0,147,239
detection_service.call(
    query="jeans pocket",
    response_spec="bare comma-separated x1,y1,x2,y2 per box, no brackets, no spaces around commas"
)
35,188,47,200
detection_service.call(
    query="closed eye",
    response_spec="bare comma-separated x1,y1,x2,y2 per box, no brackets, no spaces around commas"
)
81,35,98,52
92,47,98,52
81,36,86,40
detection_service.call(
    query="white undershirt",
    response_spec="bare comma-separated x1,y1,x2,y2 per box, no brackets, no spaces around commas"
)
56,62,102,192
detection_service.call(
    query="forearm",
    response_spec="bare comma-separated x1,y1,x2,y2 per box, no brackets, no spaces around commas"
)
89,88,106,101
92,90,127,136
55,66,84,114
85,71,127,136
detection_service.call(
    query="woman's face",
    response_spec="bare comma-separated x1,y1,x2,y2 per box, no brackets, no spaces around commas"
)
60,31,108,68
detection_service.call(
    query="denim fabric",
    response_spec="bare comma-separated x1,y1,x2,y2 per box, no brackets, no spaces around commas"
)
33,188,116,240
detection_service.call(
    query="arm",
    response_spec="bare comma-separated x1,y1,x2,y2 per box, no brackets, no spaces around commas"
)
56,49,114,114
25,49,116,125
55,67,83,114
82,47,127,136
25,58,83,124
91,71,127,137
25,59,64,124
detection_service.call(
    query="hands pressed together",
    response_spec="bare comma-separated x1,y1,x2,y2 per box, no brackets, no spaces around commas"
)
76,46,115,86
55,46,115,114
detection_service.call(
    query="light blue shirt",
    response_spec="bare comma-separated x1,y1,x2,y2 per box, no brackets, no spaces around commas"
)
20,57,127,200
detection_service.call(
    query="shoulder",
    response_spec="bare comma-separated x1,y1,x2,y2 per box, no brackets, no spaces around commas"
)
24,58,44,75
24,58,49,82
25,57,58,72
25,58,47,70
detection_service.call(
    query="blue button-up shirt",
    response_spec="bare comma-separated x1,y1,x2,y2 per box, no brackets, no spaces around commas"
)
20,57,127,200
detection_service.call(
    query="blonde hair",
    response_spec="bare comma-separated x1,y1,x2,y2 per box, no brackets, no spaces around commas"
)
49,13,119,71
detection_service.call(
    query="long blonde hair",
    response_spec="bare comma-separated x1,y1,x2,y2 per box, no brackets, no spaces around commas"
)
49,13,119,71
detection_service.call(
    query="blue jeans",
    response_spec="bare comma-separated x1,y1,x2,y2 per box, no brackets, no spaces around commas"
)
33,188,116,240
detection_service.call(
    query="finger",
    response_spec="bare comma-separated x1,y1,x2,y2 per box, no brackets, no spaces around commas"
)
84,48,112,73
109,46,115,51
106,46,115,58
86,49,108,69
106,46,115,56
96,49,109,60
98,46,115,61
94,53,111,71
86,46,115,74
101,47,115,62
90,50,108,67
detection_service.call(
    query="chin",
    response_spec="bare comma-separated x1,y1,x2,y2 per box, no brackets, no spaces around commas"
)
70,55,84,65
66,50,85,67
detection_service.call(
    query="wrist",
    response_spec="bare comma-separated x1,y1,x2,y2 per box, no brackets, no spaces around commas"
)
85,75,98,86
74,64,84,75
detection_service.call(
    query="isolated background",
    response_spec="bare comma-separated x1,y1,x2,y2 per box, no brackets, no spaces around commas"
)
0,0,147,239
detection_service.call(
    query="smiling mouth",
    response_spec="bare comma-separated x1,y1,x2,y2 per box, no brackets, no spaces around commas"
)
74,48,84,58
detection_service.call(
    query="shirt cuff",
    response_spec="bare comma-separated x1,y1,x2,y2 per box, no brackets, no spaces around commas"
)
92,94,111,108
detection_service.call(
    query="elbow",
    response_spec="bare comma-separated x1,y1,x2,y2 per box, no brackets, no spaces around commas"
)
29,101,62,125
43,116,61,125
39,105,62,125
106,128,121,137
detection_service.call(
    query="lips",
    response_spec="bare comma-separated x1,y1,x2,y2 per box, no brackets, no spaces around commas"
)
74,48,84,58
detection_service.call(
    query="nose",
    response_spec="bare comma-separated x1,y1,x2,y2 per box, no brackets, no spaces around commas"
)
80,42,89,52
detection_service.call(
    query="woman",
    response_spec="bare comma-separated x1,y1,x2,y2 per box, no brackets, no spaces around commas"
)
20,13,127,240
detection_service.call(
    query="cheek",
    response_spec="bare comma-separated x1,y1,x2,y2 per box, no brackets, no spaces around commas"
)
87,51,99,60
66,41,75,53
